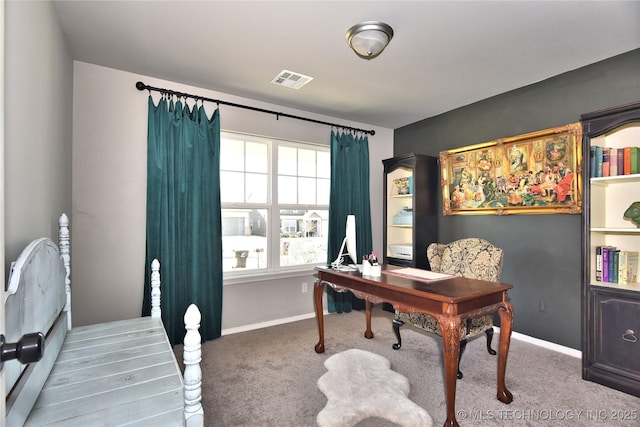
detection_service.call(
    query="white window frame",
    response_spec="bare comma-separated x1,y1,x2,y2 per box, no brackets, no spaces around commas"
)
221,131,330,284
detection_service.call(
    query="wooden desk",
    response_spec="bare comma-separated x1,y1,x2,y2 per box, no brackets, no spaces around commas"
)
314,265,514,427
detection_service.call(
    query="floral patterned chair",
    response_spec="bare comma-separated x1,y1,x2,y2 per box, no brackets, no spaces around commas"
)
392,238,504,379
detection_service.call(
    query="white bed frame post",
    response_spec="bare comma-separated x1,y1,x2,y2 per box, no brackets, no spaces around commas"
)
10,215,204,426
58,213,72,330
183,304,204,427
150,259,161,318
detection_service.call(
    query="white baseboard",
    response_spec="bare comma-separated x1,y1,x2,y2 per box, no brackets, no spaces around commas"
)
222,314,582,360
494,326,582,358
222,311,329,336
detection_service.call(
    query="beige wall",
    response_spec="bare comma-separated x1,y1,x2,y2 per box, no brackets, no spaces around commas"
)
4,0,391,335
72,61,393,330
4,2,72,276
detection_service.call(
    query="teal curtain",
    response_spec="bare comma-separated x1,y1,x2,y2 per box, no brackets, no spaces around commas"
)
326,131,373,312
142,95,222,345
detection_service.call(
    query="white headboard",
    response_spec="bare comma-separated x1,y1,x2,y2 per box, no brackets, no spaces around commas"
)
4,226,68,397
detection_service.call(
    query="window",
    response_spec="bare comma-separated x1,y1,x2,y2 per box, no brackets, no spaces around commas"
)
220,132,330,275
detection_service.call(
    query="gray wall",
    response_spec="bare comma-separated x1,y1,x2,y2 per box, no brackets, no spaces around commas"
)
394,48,640,349
4,2,73,275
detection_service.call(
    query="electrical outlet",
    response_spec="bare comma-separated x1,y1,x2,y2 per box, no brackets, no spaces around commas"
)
538,299,547,313
302,282,308,293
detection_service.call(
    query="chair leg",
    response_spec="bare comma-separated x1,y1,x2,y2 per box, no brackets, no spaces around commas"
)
485,328,497,355
392,318,404,350
457,339,467,379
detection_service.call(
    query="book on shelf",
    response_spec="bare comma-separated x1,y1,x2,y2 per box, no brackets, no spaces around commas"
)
618,251,627,284
595,246,602,281
595,146,603,177
601,147,610,177
612,249,620,283
601,246,619,283
602,246,610,282
618,251,639,284
624,147,632,174
595,249,639,285
617,148,625,176
590,146,640,177
608,248,618,283
629,252,639,283
620,251,639,284
610,148,618,176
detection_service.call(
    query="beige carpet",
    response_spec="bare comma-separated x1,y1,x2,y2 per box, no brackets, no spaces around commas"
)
176,304,640,426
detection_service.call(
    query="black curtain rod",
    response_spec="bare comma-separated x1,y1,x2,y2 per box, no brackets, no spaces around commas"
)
135,81,375,136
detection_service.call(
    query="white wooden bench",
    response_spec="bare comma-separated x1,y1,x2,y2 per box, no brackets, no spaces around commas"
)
4,214,204,426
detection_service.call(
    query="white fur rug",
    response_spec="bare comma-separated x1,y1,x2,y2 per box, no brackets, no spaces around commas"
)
317,349,433,427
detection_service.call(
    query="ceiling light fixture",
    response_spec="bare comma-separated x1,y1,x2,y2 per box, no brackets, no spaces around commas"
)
346,21,394,60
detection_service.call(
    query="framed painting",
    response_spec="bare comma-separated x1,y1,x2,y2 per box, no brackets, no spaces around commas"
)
440,122,583,215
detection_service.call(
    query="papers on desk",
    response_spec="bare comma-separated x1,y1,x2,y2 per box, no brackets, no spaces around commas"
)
334,264,357,272
385,267,454,282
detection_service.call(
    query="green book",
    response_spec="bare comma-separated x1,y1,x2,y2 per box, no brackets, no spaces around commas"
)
595,146,603,177
631,146,639,174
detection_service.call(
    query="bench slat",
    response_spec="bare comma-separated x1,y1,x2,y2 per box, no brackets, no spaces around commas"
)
44,351,176,389
34,362,181,407
32,393,183,427
25,377,183,426
58,330,166,358
120,407,185,427
66,317,159,341
50,340,173,376
24,317,184,426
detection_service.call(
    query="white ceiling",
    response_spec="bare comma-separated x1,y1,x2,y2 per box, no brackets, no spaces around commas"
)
51,1,640,129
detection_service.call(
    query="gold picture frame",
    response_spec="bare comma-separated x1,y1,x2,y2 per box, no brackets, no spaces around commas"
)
440,122,583,215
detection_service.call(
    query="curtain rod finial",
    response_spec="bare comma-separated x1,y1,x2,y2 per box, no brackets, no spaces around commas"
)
136,81,146,91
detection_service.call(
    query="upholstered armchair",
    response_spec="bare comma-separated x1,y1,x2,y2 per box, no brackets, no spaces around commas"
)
392,238,504,379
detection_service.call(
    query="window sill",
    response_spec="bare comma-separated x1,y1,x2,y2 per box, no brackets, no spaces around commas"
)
223,265,321,285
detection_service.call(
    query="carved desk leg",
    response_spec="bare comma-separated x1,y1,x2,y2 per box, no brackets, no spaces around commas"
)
314,279,325,353
364,300,374,339
497,301,514,404
439,310,462,427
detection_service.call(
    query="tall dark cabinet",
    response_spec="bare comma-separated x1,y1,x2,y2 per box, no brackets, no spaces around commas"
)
382,153,438,269
581,102,640,398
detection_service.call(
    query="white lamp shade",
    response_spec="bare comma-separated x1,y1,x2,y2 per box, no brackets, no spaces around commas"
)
346,21,394,60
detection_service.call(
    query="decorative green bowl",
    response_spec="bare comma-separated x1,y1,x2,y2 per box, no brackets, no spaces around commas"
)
623,201,640,228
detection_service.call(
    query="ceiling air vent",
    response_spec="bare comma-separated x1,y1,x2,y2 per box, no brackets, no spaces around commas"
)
270,70,313,90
